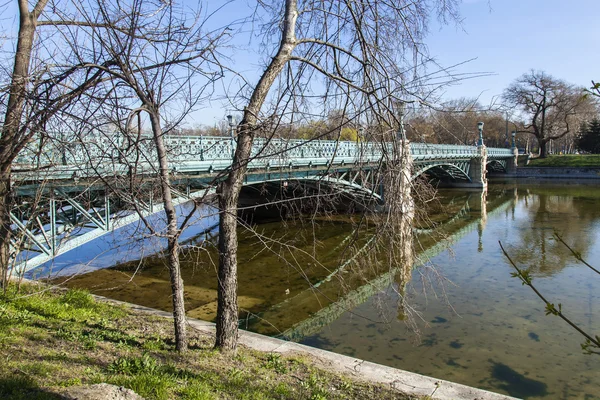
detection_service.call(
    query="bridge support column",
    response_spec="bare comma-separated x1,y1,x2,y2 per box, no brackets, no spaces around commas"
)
507,147,519,174
469,145,488,189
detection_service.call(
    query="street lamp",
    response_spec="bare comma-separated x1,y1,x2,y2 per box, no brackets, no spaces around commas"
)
398,103,406,142
477,122,484,146
226,114,234,139
357,126,364,159
227,114,235,158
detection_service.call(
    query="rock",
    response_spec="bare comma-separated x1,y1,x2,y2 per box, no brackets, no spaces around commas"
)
60,383,145,400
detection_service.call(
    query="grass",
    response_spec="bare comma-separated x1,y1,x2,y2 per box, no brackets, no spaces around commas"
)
0,283,417,399
525,154,600,167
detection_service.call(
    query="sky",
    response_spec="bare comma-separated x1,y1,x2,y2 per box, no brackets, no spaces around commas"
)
3,0,598,127
192,0,600,126
424,0,600,108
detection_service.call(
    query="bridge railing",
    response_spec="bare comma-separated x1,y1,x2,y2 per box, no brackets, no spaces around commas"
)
411,143,479,160
15,134,513,178
487,147,514,157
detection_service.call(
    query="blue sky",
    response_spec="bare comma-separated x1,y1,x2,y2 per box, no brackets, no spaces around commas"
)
425,0,600,107
194,0,600,126
4,0,597,127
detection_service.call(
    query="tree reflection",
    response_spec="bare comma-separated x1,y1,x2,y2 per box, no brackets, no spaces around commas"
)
511,187,600,276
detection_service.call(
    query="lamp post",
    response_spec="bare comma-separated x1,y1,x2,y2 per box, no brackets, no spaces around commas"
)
226,115,234,139
477,121,484,146
358,126,364,159
227,114,235,157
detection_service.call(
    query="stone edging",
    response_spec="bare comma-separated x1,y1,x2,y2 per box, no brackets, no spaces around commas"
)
507,167,600,179
108,299,519,400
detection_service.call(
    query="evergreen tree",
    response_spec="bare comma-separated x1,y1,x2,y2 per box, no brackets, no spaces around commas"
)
577,118,600,153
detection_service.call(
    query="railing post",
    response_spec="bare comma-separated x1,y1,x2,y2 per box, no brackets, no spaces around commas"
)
49,196,57,256
199,135,204,161
104,194,111,231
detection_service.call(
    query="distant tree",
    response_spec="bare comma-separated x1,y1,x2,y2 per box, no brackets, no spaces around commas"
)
406,99,514,147
577,119,600,154
588,80,600,98
503,70,595,158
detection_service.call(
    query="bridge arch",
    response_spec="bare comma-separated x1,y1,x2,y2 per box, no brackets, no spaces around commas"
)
238,176,382,217
486,159,507,173
412,162,472,182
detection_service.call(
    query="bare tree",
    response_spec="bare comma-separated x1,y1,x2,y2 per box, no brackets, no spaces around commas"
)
215,0,460,351
57,0,227,351
503,70,595,158
0,0,118,289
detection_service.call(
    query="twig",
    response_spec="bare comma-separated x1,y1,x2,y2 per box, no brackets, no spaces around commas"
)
499,241,600,351
553,231,600,276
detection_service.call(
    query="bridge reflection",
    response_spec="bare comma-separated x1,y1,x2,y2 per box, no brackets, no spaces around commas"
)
48,185,519,341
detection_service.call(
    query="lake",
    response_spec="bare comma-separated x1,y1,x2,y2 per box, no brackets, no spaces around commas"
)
39,181,600,399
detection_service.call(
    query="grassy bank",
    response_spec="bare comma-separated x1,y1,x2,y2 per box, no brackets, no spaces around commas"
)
0,284,414,400
525,154,600,167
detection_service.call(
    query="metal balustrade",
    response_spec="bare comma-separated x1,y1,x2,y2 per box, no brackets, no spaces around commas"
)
10,134,516,273
14,135,514,182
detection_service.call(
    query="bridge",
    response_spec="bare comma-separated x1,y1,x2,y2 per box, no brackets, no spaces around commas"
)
10,134,516,274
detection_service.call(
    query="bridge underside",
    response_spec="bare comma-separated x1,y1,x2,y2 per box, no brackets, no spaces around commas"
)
413,161,472,183
487,159,508,173
11,164,384,273
411,158,508,186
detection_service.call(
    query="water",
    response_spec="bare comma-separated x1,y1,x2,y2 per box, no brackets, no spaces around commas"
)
43,181,600,399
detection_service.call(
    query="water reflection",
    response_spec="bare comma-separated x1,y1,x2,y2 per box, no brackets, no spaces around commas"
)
510,185,599,276
45,182,600,399
300,182,600,399
50,186,516,340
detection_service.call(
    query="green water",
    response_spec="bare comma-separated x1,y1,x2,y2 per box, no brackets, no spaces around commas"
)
300,182,600,399
58,182,600,399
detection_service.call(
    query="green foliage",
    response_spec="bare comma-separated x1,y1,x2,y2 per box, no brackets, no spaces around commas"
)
510,269,532,285
300,373,330,400
0,283,409,400
544,303,562,316
582,336,600,355
0,286,125,325
576,119,600,154
586,80,600,97
59,289,96,309
340,127,358,142
526,154,600,167
263,352,287,374
108,373,174,400
0,374,62,400
177,381,215,399
142,336,167,351
108,353,160,375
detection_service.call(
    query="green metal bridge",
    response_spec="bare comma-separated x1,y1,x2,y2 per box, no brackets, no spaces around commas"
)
11,135,515,273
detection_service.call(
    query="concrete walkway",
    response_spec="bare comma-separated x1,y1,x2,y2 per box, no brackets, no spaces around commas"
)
117,300,518,400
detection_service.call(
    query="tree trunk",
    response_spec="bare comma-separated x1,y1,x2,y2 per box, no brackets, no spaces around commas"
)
0,3,42,285
214,0,299,352
148,110,187,352
0,170,12,289
215,130,255,351
539,139,548,158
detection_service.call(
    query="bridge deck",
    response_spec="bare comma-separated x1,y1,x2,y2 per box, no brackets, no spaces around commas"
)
10,136,513,273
